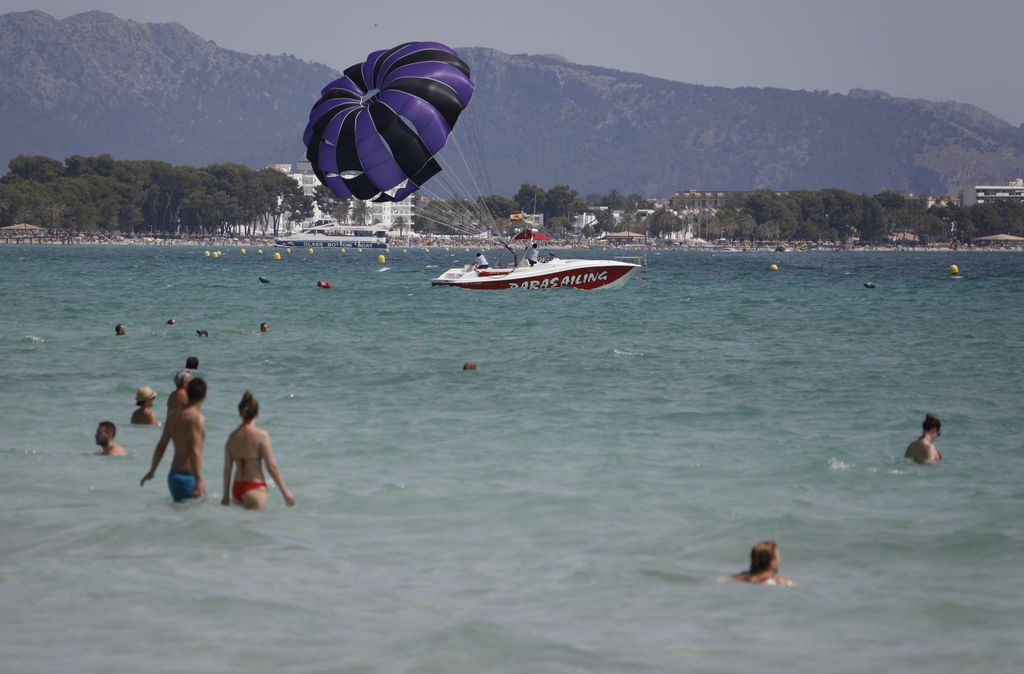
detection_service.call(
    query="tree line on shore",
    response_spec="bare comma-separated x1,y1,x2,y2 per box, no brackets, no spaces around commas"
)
2,154,1022,242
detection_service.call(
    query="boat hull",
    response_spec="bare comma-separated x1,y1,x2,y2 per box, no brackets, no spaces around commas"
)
431,259,639,290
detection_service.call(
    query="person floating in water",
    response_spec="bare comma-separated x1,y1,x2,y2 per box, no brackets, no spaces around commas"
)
185,355,199,370
732,540,796,586
115,323,126,336
474,251,489,269
221,391,295,510
141,377,208,502
905,413,942,464
94,421,127,456
131,386,160,426
259,322,269,333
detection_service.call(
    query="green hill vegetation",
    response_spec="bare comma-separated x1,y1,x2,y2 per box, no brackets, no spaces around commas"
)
4,154,1022,243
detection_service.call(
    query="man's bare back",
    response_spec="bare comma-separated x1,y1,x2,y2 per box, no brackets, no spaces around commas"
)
141,377,207,501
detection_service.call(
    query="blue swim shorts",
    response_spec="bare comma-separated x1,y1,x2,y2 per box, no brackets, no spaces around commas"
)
167,471,196,502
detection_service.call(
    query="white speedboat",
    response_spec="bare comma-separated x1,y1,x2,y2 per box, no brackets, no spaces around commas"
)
431,257,640,290
275,222,386,249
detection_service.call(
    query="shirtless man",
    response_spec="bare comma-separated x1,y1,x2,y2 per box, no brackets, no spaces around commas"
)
94,421,127,456
141,377,208,502
905,413,942,464
221,391,295,510
131,386,160,426
732,540,796,586
167,369,191,421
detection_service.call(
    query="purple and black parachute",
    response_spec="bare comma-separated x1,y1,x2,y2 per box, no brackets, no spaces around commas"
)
303,42,474,202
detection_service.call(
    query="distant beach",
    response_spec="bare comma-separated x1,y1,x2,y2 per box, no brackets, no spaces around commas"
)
4,231,1023,252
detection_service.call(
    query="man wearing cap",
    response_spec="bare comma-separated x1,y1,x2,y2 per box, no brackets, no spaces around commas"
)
167,369,191,421
131,386,160,426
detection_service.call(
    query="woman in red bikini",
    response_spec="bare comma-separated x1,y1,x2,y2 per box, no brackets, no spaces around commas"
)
221,391,296,510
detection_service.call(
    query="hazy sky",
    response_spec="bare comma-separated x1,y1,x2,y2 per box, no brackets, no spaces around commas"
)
5,0,1023,125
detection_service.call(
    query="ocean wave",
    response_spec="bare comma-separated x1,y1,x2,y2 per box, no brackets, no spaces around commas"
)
22,335,45,343
613,349,644,357
829,458,852,471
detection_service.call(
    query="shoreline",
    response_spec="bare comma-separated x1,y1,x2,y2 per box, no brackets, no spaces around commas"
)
2,233,1023,253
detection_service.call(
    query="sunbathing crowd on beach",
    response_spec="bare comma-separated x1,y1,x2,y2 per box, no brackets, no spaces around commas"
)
97,321,945,584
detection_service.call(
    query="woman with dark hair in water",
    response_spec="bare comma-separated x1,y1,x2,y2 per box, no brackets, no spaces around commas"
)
221,391,295,510
732,541,796,586
905,413,942,464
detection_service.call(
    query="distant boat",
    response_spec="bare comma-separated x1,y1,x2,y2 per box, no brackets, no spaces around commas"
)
275,221,386,249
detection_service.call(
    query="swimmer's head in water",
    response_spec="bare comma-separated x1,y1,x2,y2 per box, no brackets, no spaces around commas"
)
95,420,116,445
923,413,941,436
115,323,126,335
238,391,259,421
749,540,780,575
166,319,176,325
185,356,199,370
186,377,207,403
259,322,268,333
174,369,191,387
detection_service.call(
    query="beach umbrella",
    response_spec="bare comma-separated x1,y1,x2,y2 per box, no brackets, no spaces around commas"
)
0,223,45,231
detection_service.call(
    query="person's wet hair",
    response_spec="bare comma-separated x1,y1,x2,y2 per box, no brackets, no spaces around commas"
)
238,391,259,422
923,413,941,434
97,420,117,438
185,356,199,369
748,540,779,575
186,377,207,403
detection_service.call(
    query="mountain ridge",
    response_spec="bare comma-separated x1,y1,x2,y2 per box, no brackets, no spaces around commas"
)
2,10,1024,196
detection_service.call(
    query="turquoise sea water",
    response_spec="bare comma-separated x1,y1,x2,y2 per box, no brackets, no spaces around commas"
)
1,245,1022,673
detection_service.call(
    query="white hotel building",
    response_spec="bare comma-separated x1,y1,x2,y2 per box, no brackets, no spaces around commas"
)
270,161,415,233
975,178,1024,204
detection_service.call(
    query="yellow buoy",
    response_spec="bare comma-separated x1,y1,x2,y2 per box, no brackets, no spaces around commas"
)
257,249,263,255
377,254,386,264
273,252,282,260
286,248,292,255
240,248,247,255
203,250,210,257
358,248,364,253
949,264,959,275
308,247,315,255
340,248,346,254
385,247,390,253
770,263,779,271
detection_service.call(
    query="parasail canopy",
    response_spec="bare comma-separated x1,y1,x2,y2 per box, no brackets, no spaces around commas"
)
303,42,474,203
